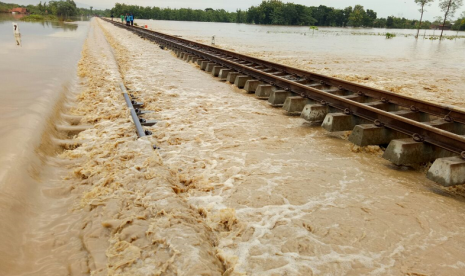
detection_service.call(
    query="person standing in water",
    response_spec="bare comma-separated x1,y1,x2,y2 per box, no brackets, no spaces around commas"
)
12,23,21,46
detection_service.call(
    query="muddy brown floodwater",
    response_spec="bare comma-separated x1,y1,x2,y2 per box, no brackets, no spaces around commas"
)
2,18,465,275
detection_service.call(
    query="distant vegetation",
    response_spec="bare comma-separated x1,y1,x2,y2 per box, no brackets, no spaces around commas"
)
385,32,396,38
20,14,58,21
1,0,109,21
438,0,464,39
4,0,464,32
0,1,19,13
110,0,464,30
455,14,465,30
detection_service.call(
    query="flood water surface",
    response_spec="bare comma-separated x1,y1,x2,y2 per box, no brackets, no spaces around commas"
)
0,14,88,175
94,20,465,275
2,16,465,275
0,14,89,273
139,19,465,109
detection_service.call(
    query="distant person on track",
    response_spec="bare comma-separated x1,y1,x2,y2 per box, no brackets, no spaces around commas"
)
111,13,114,21
125,13,130,26
130,14,134,26
120,14,124,23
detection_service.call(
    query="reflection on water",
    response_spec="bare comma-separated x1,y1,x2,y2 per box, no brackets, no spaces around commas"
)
36,19,79,31
0,13,89,272
0,12,25,21
0,13,79,34
14,33,21,46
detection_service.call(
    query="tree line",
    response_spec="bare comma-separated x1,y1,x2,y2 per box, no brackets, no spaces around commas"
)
0,1,19,13
0,0,108,18
3,0,464,32
110,0,464,31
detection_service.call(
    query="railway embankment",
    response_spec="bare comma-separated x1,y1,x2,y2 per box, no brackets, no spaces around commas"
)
63,18,465,275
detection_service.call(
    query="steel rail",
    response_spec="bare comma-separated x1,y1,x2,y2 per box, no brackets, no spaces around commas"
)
120,83,147,138
113,21,465,125
104,19,465,156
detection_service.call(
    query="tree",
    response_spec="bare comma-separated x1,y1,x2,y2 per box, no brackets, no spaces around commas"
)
386,16,394,28
415,0,434,38
363,9,377,27
439,0,463,39
313,5,331,25
342,6,352,27
452,11,465,30
373,18,387,27
236,9,245,23
349,5,366,27
296,5,316,25
333,9,344,26
246,6,260,23
47,0,77,17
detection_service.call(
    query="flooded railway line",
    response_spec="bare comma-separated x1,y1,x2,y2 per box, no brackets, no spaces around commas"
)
103,18,465,187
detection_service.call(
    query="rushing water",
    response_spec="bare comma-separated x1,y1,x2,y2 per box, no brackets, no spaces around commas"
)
0,14,89,272
96,20,465,275
1,16,465,275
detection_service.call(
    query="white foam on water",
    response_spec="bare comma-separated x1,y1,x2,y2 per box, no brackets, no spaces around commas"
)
48,19,465,275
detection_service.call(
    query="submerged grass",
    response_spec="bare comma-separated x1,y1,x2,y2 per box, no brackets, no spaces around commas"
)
21,14,61,22
385,32,396,39
264,29,465,40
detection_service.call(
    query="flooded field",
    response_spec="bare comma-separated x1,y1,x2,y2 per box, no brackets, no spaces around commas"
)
0,14,89,273
0,14,87,179
1,16,465,275
139,19,465,109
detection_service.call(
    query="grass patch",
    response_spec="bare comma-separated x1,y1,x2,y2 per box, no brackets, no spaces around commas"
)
21,14,59,22
385,32,396,39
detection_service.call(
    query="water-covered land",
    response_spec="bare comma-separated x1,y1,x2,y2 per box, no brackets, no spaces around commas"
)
1,16,465,275
139,19,465,110
0,14,89,272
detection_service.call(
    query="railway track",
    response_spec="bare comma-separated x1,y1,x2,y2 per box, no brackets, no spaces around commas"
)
102,18,465,187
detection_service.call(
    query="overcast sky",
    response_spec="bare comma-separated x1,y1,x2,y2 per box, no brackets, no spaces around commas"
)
12,0,465,21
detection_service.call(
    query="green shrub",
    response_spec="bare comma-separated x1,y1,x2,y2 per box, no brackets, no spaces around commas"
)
385,32,396,39
21,14,58,21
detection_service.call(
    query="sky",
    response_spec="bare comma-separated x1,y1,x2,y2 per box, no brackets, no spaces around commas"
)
11,0,465,21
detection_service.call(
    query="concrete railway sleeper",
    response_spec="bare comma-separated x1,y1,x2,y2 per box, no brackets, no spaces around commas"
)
103,19,465,187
